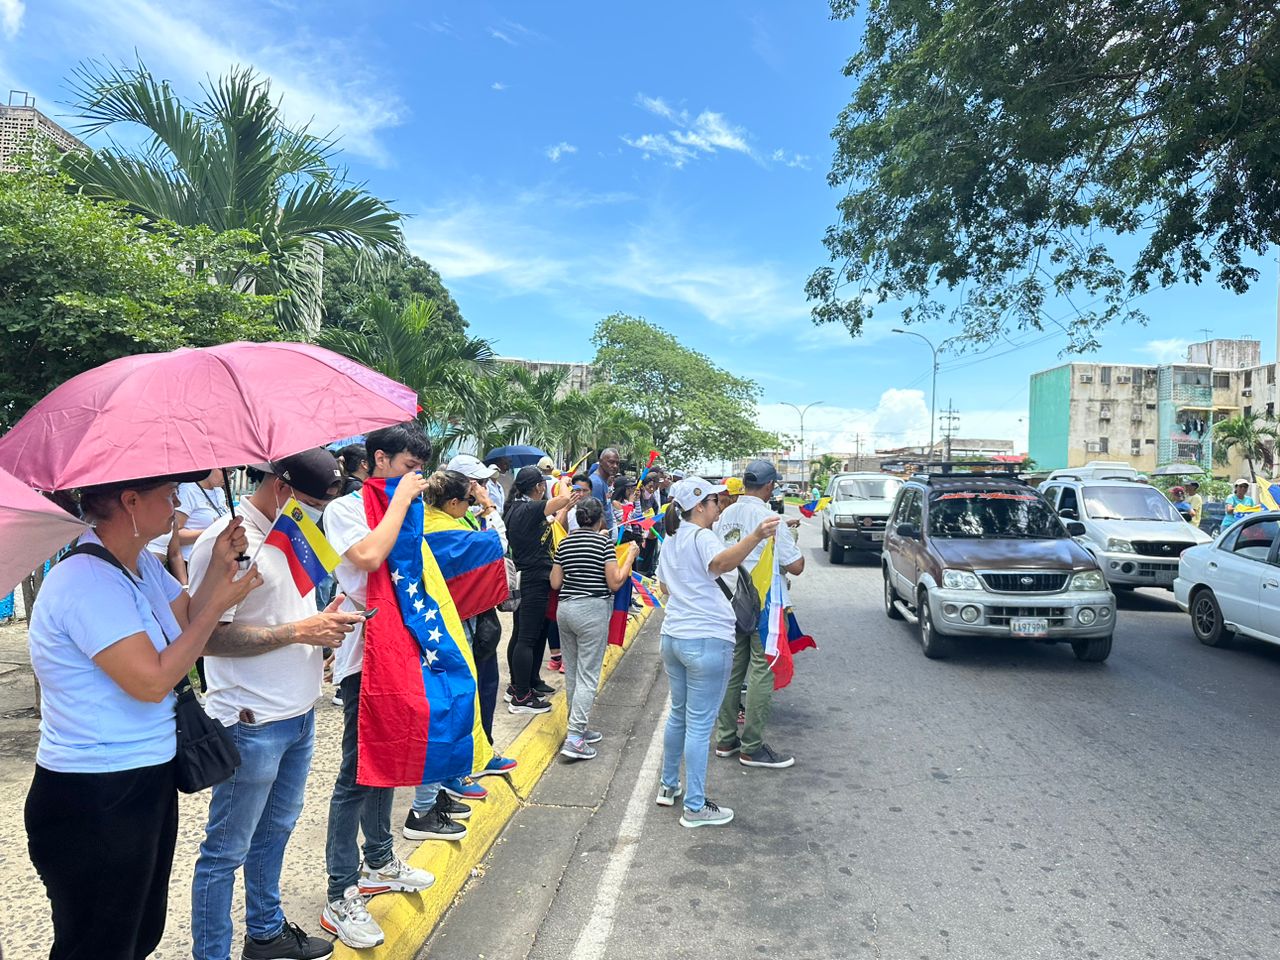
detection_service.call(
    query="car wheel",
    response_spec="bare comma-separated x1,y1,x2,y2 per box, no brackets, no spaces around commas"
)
828,538,845,565
918,590,952,659
1190,588,1230,647
1071,634,1112,662
821,526,829,551
884,569,903,620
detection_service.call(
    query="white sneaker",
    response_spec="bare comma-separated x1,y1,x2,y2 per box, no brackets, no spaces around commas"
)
655,781,683,807
320,885,384,949
680,799,734,828
358,855,435,896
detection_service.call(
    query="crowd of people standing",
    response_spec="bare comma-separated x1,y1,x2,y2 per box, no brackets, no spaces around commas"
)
23,429,808,959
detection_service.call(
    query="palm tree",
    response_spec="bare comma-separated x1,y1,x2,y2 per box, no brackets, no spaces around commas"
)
1213,412,1280,481
316,295,495,451
810,453,841,485
63,60,403,334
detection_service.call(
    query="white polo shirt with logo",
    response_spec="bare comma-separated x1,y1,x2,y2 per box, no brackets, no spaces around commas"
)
716,493,802,571
188,498,323,727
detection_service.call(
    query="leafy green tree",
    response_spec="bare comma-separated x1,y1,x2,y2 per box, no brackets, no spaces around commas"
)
811,453,841,487
64,60,403,334
0,161,275,429
320,246,466,332
315,295,495,450
808,1,1280,352
1213,413,1280,481
591,313,776,464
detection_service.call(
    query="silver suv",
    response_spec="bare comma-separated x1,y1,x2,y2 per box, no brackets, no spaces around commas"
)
1039,478,1210,590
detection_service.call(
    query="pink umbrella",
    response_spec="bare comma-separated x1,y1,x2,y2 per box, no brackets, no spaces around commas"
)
0,466,88,597
0,342,418,491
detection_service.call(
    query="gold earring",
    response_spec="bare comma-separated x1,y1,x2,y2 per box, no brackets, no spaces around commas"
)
129,511,139,538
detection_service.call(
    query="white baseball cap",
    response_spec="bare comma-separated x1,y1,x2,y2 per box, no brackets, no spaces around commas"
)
1234,478,1250,487
448,454,499,481
669,476,728,511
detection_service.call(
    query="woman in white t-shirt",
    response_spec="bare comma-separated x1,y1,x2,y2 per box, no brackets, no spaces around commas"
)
165,468,229,583
25,472,259,959
653,477,779,829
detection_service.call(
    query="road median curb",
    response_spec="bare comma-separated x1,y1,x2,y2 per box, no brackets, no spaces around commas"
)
333,603,658,959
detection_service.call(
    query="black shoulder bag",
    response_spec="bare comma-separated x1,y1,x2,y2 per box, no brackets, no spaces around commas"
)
66,543,241,793
694,529,761,636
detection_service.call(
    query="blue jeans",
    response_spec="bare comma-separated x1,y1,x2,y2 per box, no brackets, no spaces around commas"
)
191,710,315,960
660,634,734,813
325,672,395,902
412,781,445,814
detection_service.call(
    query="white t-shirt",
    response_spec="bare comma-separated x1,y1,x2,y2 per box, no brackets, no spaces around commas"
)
654,523,735,643
188,499,324,726
716,494,802,571
323,490,373,683
28,530,182,772
173,483,228,560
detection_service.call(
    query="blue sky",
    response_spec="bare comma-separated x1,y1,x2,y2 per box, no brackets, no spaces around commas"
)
3,0,1277,456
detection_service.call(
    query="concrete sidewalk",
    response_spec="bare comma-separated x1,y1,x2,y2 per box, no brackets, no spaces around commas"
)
0,607,655,959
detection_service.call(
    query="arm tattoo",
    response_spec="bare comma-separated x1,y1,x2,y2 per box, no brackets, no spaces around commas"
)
204,621,298,657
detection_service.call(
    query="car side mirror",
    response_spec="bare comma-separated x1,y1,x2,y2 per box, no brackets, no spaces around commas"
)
1059,508,1078,520
1066,521,1086,536
773,499,785,515
896,522,918,539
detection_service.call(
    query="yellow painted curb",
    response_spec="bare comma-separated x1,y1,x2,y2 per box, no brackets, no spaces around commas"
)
333,603,657,960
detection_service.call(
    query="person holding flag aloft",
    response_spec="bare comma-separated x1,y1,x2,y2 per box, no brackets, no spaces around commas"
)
713,460,806,771
654,477,780,828
187,449,361,960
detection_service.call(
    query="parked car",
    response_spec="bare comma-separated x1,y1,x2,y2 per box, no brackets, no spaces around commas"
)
1038,477,1211,590
1199,501,1225,537
1174,511,1280,648
821,472,903,563
882,465,1115,661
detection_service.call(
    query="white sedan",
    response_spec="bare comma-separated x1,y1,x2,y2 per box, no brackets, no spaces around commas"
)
1173,511,1280,648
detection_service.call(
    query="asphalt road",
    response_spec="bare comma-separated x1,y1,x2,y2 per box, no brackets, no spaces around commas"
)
428,510,1280,960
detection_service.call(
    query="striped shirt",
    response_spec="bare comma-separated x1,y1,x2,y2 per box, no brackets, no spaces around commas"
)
554,529,614,599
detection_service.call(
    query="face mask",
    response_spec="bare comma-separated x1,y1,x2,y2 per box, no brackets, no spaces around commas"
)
296,501,324,525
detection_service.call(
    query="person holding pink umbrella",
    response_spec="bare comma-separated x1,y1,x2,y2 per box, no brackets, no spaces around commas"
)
24,471,262,960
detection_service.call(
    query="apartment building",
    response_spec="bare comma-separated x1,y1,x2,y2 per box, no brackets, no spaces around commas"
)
1028,338,1265,473
494,357,594,398
0,93,85,171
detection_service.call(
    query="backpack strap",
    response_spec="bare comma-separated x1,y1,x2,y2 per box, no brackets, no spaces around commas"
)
693,528,737,600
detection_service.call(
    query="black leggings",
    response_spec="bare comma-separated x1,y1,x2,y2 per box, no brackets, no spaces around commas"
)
26,761,178,960
509,574,551,697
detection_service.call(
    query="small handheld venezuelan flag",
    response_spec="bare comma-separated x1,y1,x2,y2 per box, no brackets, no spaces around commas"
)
799,496,831,518
264,498,342,596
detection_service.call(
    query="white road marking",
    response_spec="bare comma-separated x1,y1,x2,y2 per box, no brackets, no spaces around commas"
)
569,702,671,960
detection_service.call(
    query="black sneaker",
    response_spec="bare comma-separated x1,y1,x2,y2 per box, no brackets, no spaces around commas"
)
503,684,516,703
435,791,471,820
739,743,795,769
402,795,468,841
507,691,553,715
532,679,555,696
243,921,333,960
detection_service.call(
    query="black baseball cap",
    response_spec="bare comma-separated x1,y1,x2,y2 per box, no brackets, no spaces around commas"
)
253,449,342,500
743,460,779,487
515,464,545,493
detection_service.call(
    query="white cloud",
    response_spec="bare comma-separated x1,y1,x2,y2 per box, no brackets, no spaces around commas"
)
1141,337,1189,363
770,148,811,170
545,141,577,163
0,0,23,38
58,0,404,164
626,94,755,167
488,28,515,45
491,81,507,91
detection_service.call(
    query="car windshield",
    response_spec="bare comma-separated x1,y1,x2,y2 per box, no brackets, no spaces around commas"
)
836,477,902,501
927,490,1064,539
1082,486,1182,522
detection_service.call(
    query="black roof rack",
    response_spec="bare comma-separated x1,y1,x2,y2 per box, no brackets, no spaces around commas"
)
908,461,1027,483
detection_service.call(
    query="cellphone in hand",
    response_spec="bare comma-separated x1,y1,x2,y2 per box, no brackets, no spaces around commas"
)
362,606,380,620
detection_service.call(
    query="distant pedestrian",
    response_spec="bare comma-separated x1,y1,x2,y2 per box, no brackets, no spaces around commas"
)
1169,485,1193,522
335,444,369,495
653,477,780,828
551,497,639,760
1223,479,1255,528
1186,480,1204,527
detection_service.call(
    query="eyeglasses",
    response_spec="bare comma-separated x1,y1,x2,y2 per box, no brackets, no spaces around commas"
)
467,494,477,505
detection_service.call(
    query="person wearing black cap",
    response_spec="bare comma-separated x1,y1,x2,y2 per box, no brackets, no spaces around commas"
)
25,473,262,960
712,459,805,770
504,464,580,713
187,449,363,960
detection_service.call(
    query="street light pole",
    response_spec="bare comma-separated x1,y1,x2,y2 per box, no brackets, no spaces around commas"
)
893,329,939,458
781,400,823,484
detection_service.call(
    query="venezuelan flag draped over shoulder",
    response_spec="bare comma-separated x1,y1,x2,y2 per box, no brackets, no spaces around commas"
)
750,538,817,690
264,498,341,596
421,506,508,620
357,478,492,788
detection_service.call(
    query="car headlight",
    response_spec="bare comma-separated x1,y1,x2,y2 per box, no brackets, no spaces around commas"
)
1070,570,1106,591
942,569,983,590
1106,538,1134,553
834,515,858,528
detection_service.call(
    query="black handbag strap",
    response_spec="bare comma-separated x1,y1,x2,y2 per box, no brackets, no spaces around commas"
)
65,542,188,695
693,528,746,600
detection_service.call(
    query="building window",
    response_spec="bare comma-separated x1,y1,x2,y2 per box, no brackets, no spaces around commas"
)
1270,367,1276,385
1146,403,1157,410
1175,370,1209,387
1269,402,1275,419
1245,370,1253,388
1245,405,1252,418
1213,373,1230,389
1100,366,1111,385
1098,437,1109,454
1130,439,1141,456
1145,438,1156,445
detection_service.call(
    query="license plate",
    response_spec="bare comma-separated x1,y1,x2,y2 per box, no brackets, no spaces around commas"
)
1011,617,1048,638
869,532,883,542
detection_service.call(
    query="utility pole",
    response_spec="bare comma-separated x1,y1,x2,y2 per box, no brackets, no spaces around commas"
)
939,399,960,462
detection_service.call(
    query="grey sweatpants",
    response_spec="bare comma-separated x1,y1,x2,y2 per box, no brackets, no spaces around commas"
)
556,596,612,738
